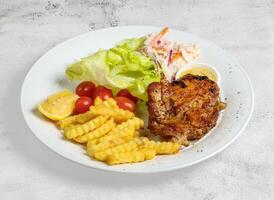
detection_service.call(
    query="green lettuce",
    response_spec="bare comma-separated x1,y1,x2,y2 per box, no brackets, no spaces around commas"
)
66,37,160,101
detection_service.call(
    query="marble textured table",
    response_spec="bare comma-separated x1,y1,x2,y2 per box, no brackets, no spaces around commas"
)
0,0,273,199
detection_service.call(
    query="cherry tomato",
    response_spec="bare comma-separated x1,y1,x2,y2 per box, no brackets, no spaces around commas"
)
93,86,113,100
76,81,96,98
117,89,138,104
75,97,93,113
115,96,136,112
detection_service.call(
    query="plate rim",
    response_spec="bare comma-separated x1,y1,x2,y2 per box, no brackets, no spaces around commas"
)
20,25,254,173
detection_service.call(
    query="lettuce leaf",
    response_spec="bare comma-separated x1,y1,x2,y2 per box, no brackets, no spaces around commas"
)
66,37,160,101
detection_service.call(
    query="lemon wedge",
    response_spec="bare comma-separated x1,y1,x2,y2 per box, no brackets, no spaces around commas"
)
38,90,77,121
178,66,218,82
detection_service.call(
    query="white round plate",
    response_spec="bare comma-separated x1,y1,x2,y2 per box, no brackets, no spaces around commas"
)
21,26,254,173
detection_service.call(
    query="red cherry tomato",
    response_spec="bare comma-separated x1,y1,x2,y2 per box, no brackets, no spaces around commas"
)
76,81,96,98
75,97,93,113
117,89,138,104
115,96,136,112
93,86,113,100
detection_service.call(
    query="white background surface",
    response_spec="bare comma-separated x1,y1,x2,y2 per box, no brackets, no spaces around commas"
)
0,0,273,199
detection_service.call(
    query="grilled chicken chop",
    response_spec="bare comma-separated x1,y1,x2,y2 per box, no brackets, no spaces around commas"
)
147,74,225,146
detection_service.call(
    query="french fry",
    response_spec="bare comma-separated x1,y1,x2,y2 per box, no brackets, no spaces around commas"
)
87,126,136,155
86,117,143,148
57,117,78,129
58,111,96,129
91,98,118,110
98,117,144,140
92,141,138,161
92,137,149,161
94,97,103,105
144,149,157,160
95,126,132,144
64,115,108,139
105,149,156,165
101,98,118,108
140,140,181,155
58,98,118,129
127,117,144,129
90,107,134,123
86,138,98,147
86,134,134,149
73,118,115,144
